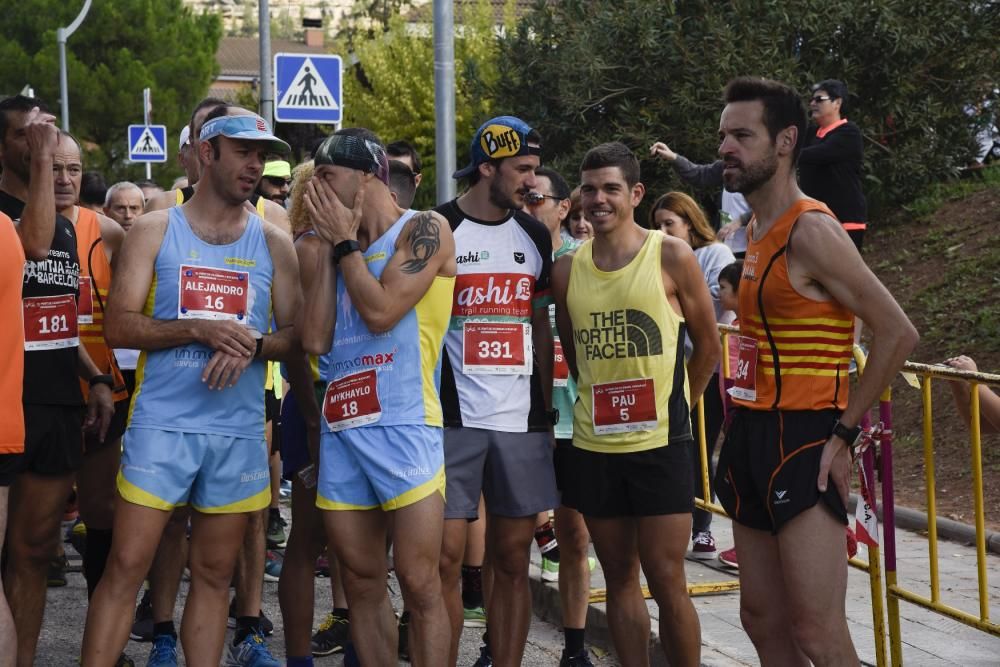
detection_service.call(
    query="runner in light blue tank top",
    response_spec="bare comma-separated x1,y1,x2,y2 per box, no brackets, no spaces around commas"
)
120,206,274,511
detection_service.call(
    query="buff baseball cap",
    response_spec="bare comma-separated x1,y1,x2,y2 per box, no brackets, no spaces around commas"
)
199,113,290,155
313,133,390,185
453,115,542,179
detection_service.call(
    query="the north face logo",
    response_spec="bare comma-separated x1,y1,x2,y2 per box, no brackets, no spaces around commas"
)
574,309,663,360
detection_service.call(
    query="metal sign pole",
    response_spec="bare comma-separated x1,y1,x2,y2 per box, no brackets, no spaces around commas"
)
259,0,273,126
143,88,152,180
433,0,456,204
57,0,93,131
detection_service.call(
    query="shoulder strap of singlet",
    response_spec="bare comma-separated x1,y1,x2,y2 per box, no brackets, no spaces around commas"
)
179,185,195,205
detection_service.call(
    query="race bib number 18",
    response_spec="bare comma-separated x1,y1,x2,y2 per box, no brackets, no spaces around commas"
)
178,265,250,321
323,369,382,432
727,336,758,402
23,294,79,351
592,378,657,435
462,322,532,375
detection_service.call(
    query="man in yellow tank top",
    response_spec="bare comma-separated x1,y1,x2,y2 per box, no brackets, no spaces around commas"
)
552,142,721,667
713,77,918,666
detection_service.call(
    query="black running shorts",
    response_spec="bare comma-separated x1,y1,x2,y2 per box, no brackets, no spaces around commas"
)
561,441,694,518
714,407,848,534
0,404,85,480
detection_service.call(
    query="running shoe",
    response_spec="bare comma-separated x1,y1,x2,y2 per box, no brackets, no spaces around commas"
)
265,510,287,548
463,605,487,628
559,648,595,667
718,546,739,569
227,599,274,636
67,518,87,557
223,629,280,667
146,634,177,667
314,554,330,578
310,611,350,656
690,531,718,560
47,554,68,587
397,610,410,661
541,556,560,582
130,589,154,641
263,550,283,581
472,641,493,667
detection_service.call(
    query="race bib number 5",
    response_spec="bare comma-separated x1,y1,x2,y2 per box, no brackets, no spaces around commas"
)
178,265,250,321
592,378,657,435
323,369,382,432
462,322,532,375
727,336,758,402
23,294,79,351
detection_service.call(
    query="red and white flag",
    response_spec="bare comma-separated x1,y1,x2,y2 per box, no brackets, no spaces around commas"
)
854,456,879,547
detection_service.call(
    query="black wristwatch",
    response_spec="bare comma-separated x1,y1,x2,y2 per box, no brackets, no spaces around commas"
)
545,408,560,426
89,374,114,389
831,420,863,451
252,330,264,359
332,239,361,264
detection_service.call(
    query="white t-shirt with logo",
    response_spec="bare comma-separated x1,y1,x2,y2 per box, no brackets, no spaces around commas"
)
434,200,553,432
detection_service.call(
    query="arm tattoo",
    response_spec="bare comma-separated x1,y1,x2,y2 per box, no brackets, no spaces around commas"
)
400,212,441,274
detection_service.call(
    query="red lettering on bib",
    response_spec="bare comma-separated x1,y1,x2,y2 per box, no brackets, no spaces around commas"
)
23,294,79,351
323,369,382,431
78,276,94,324
728,336,758,402
178,265,250,321
462,322,532,375
553,338,570,387
592,378,657,435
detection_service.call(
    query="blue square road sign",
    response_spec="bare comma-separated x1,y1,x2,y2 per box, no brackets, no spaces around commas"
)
274,53,343,124
128,125,168,162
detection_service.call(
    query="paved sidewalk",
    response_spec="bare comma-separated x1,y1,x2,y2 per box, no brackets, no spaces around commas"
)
530,518,1000,666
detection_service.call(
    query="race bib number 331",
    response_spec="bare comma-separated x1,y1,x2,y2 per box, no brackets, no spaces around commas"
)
592,378,657,435
323,369,382,432
462,322,532,375
178,265,250,321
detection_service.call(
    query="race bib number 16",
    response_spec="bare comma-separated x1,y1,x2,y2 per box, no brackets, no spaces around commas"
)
178,265,250,321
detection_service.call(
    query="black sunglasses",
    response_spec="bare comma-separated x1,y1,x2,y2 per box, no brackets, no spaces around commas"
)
525,192,564,204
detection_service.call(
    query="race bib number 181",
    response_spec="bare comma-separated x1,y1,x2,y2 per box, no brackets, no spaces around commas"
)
592,378,657,435
178,265,250,321
23,294,79,351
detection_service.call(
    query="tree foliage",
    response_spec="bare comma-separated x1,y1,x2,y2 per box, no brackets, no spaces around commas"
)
494,0,1000,212
0,0,221,185
340,0,510,209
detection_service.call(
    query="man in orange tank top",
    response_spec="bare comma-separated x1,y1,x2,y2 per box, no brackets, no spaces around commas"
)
713,77,918,666
53,132,130,613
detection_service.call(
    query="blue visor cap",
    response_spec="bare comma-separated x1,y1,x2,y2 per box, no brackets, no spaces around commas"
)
199,114,291,155
453,115,542,179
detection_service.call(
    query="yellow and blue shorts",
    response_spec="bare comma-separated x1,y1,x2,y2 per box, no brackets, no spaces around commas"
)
317,424,444,512
118,426,271,514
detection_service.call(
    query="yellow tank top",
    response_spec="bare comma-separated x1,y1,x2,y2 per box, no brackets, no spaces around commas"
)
567,231,691,453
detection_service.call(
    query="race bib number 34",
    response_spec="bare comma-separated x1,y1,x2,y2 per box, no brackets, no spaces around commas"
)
462,322,532,375
592,378,657,435
23,294,79,351
178,265,250,321
727,336,758,402
323,369,382,432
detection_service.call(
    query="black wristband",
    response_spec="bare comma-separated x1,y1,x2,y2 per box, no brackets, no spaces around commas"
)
332,239,361,264
254,335,264,359
89,374,114,389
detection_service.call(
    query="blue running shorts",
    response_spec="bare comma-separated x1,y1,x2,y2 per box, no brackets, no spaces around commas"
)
317,424,444,511
118,426,271,513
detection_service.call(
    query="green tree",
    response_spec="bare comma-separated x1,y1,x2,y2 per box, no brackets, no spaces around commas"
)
340,0,511,208
494,0,1000,212
0,0,221,186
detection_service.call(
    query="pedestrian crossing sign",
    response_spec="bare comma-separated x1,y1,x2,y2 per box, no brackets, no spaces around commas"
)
274,53,343,124
128,125,168,162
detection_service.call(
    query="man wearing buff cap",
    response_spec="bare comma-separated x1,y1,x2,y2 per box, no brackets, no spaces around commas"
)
300,128,456,667
435,116,557,667
81,107,302,667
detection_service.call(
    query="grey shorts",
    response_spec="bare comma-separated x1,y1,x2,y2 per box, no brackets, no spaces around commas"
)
443,427,558,519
